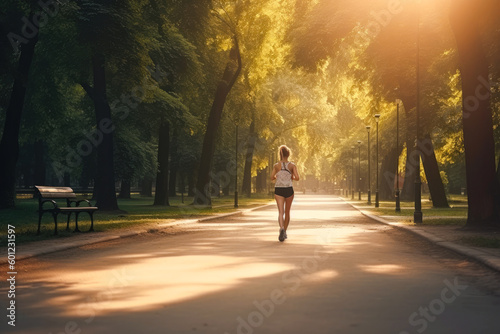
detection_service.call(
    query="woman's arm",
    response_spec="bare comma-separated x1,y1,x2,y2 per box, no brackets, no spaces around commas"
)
291,163,300,181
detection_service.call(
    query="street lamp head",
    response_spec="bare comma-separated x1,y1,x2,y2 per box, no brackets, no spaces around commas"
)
366,126,371,132
374,114,381,122
351,146,355,149
357,140,361,145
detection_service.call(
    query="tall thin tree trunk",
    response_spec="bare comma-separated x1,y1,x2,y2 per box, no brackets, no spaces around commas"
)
256,169,267,193
154,120,170,206
85,53,119,211
450,0,500,227
79,156,93,190
401,137,417,201
188,170,195,197
223,172,230,196
118,179,131,199
400,96,417,202
242,119,257,197
168,128,179,197
194,36,242,206
496,155,500,184
0,16,38,209
380,146,399,201
421,134,449,208
141,177,153,197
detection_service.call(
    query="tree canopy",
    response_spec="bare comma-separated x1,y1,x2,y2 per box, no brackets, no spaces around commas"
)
1,0,500,226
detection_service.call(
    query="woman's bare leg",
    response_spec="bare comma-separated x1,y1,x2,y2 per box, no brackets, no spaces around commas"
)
284,194,294,231
275,194,285,229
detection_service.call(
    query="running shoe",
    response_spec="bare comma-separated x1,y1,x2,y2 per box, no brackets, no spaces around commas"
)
284,231,288,239
279,228,285,242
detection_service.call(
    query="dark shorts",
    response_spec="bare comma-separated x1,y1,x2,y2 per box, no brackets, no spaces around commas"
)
275,187,294,198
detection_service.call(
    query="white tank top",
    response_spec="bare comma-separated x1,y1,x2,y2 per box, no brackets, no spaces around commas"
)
275,162,293,188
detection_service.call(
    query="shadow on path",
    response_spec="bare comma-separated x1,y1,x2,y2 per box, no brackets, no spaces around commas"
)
2,195,500,334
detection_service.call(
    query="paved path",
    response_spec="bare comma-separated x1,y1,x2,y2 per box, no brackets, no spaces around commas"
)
2,195,500,334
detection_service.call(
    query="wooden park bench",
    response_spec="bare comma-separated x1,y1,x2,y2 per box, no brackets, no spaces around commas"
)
34,186,98,235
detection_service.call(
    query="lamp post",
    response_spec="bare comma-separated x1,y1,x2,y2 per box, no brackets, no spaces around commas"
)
395,101,401,212
357,140,361,200
366,126,371,204
414,0,423,223
374,114,380,208
234,125,239,208
351,146,355,200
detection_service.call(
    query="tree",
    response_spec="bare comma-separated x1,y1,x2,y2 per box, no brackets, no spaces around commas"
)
76,0,156,210
194,35,242,206
80,52,119,211
0,4,39,209
154,120,170,205
449,0,500,227
114,124,156,199
77,1,132,210
287,0,453,206
233,0,298,196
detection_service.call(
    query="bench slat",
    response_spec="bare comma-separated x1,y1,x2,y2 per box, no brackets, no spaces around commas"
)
59,207,98,211
35,186,76,199
35,186,74,193
39,193,77,199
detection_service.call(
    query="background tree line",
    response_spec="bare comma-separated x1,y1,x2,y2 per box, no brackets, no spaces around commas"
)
1,0,500,227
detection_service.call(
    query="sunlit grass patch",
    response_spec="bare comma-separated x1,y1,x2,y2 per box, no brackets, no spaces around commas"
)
0,194,273,244
419,218,467,226
342,195,468,225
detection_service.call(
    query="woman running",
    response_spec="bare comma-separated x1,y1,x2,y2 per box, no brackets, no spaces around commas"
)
271,145,300,242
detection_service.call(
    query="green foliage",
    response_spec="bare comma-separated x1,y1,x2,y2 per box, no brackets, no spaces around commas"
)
114,126,157,180
2,0,499,202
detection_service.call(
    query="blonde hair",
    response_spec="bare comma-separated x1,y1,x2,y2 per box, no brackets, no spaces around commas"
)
279,145,291,160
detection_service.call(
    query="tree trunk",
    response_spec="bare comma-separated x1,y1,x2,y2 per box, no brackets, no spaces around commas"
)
84,53,119,211
79,156,94,190
0,16,38,209
379,145,399,201
450,0,500,227
400,96,417,202
141,177,153,197
256,169,267,193
496,155,500,184
223,176,230,196
33,140,46,186
213,175,221,198
179,174,186,196
188,169,195,197
118,179,131,199
400,137,417,201
168,128,179,197
242,119,257,197
421,134,449,208
154,120,170,206
194,36,242,206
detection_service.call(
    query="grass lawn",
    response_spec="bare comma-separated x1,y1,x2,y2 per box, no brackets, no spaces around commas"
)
460,236,500,248
342,194,468,226
0,193,274,244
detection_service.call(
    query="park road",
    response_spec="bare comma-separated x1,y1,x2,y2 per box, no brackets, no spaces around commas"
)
2,195,500,334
